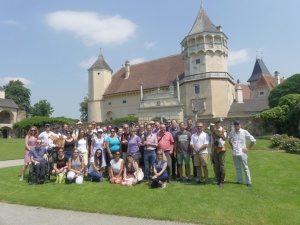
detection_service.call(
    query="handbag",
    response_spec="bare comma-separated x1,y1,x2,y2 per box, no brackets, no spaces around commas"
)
132,161,144,181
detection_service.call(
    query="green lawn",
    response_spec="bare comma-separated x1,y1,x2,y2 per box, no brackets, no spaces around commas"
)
0,139,24,161
0,146,299,225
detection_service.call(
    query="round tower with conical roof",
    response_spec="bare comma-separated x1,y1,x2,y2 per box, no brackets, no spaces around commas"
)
88,52,113,122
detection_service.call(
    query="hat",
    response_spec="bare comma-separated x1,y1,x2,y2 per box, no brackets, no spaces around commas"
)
233,120,241,125
97,129,103,133
77,121,83,125
215,118,223,123
149,121,155,124
45,123,50,127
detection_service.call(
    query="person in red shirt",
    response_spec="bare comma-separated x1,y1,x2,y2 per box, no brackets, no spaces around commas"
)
156,124,174,183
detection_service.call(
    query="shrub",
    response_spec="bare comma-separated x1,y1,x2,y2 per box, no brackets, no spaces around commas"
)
271,134,300,154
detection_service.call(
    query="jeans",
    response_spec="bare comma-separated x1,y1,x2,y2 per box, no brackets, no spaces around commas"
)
88,171,104,182
144,151,156,181
151,174,168,188
164,151,171,181
233,154,251,184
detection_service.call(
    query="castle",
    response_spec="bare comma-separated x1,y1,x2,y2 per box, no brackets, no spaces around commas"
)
87,5,282,124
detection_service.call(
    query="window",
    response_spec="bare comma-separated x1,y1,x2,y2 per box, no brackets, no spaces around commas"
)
108,102,111,105
122,100,126,103
259,91,264,96
196,59,200,64
194,84,200,94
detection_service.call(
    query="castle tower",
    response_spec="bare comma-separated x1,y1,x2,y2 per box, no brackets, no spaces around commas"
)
180,5,235,119
88,52,113,122
247,58,271,90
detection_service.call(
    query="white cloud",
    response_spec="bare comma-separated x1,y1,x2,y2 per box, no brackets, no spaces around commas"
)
144,41,156,49
45,11,137,46
0,20,19,25
228,48,250,66
79,56,97,68
129,58,145,65
0,77,32,86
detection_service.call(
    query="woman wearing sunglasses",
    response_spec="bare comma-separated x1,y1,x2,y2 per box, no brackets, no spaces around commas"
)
67,149,85,184
109,151,124,184
88,149,104,182
52,148,68,184
151,150,168,189
20,126,39,181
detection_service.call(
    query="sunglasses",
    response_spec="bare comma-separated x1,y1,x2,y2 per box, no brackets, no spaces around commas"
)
36,142,42,144
115,154,120,156
74,152,79,153
157,153,163,156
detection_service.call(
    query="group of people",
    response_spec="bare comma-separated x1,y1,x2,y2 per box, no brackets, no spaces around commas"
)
20,118,256,188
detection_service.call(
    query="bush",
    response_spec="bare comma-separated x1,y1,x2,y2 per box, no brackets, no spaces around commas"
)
271,134,300,154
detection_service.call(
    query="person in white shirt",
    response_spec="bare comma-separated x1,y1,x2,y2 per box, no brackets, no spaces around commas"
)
38,124,55,154
190,122,210,184
228,120,256,187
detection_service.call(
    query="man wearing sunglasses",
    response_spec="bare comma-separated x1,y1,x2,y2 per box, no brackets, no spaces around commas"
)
29,140,48,184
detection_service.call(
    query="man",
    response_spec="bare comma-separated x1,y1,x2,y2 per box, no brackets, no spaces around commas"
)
137,124,146,170
211,118,227,187
174,122,192,183
74,121,83,139
186,118,198,180
152,122,160,134
60,123,68,136
29,140,48,184
228,120,256,187
166,119,172,132
156,124,174,183
169,120,179,179
38,124,55,154
190,122,210,184
91,121,97,133
143,124,158,184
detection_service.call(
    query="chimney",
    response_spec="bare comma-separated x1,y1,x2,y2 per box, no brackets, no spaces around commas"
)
0,87,5,99
235,79,244,103
217,25,222,32
274,71,280,86
125,60,130,79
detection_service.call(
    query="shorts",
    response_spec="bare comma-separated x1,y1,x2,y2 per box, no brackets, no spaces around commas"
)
194,153,208,167
177,153,190,165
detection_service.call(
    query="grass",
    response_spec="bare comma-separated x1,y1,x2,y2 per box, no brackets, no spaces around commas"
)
1,144,300,225
0,139,24,161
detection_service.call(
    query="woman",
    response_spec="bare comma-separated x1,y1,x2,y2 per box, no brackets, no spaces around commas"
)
67,150,85,184
76,130,88,175
52,148,68,184
151,150,168,189
109,151,124,184
86,124,95,158
121,153,139,186
20,126,39,181
105,128,120,168
88,149,104,182
127,128,142,164
64,130,75,159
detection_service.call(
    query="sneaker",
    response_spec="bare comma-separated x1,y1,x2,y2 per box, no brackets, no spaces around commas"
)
178,178,183,184
19,177,24,181
186,179,191,184
247,184,252,187
161,182,167,189
219,182,224,188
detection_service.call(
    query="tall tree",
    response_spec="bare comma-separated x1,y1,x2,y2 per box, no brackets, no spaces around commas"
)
79,95,88,122
3,80,31,115
30,100,54,117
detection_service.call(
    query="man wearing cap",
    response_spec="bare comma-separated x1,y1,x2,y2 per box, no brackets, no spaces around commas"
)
228,120,256,187
211,118,227,187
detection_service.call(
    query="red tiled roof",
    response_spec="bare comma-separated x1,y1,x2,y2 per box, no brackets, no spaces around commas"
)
103,54,184,96
255,74,285,90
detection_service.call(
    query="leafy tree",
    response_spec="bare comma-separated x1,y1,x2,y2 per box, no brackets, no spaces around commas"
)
268,74,300,108
256,94,300,135
79,95,88,122
3,80,31,115
30,99,54,117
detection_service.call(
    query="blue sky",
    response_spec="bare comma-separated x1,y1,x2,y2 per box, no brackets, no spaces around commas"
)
0,0,299,120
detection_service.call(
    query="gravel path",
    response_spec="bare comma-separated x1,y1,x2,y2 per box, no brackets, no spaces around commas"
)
0,160,195,225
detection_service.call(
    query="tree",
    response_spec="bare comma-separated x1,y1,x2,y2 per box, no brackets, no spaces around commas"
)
79,95,88,122
30,100,54,117
3,80,31,115
256,94,300,135
268,73,300,108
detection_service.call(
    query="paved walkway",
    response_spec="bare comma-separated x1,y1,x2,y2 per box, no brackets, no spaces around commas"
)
0,160,195,225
